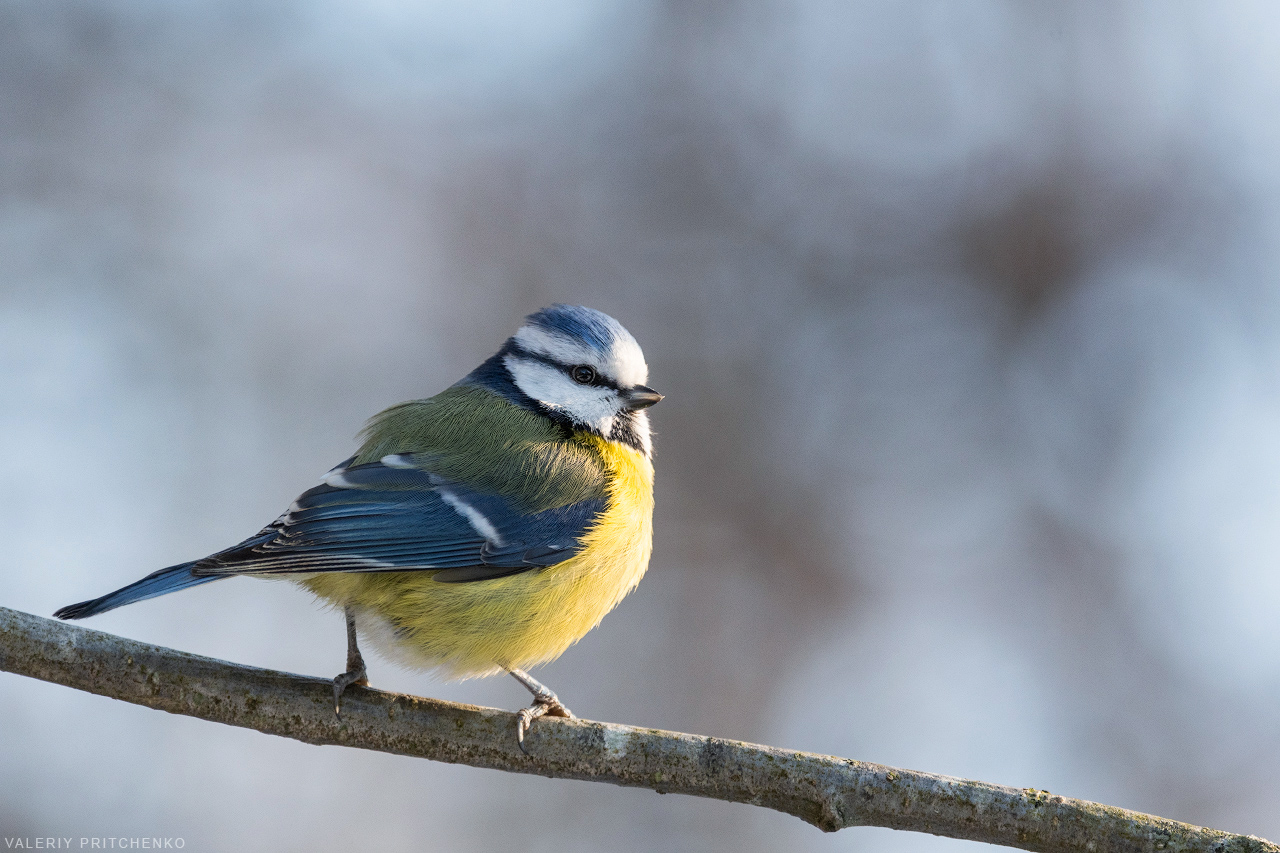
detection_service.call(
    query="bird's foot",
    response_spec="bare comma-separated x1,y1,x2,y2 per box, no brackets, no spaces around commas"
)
509,669,573,754
332,664,368,718
515,695,574,754
334,604,368,718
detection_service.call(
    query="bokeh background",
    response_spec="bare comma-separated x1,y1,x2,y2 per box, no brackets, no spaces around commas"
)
4,1,1280,850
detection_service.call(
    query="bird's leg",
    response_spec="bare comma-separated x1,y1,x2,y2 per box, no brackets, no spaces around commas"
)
509,668,574,753
332,605,368,718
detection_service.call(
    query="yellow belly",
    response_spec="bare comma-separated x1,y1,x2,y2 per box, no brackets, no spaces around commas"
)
297,435,654,679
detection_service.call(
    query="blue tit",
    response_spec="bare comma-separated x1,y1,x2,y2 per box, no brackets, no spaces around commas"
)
56,304,662,746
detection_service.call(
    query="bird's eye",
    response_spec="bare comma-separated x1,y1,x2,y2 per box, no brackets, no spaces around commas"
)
570,365,596,385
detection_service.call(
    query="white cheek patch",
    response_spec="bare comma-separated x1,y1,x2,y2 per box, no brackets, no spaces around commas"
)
506,356,619,431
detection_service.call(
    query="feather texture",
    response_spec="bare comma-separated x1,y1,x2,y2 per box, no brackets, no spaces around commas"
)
181,388,611,579
52,562,217,620
303,432,654,678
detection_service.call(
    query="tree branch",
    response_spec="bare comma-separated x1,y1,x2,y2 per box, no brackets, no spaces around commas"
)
0,605,1272,852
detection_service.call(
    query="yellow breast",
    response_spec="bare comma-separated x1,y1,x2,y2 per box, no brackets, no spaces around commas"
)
299,434,654,680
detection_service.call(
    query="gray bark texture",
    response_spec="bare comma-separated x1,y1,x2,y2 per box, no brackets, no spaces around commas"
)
0,605,1273,852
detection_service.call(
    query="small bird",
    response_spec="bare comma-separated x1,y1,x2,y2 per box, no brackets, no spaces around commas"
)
55,305,661,747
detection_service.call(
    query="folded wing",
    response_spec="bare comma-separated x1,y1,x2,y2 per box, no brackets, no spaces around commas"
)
191,455,607,582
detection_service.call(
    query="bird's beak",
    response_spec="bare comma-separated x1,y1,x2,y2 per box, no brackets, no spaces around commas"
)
624,384,664,411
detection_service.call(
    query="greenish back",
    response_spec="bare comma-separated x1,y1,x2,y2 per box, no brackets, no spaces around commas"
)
353,384,607,512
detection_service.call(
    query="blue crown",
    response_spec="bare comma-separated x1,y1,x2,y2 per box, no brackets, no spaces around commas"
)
523,304,628,355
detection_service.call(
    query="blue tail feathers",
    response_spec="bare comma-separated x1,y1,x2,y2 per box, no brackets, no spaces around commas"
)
53,562,221,620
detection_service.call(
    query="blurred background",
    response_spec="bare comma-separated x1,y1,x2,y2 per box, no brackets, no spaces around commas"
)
3,1,1280,850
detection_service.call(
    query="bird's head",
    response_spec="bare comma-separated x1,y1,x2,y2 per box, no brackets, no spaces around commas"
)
466,305,662,455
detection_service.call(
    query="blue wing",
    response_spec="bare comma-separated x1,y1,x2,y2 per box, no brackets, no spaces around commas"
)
190,456,607,582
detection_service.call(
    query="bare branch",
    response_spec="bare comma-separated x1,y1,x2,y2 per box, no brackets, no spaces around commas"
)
0,605,1272,852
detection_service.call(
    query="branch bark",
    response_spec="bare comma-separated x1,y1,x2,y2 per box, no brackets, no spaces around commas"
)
0,605,1272,853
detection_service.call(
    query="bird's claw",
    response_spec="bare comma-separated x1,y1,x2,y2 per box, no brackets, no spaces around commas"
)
332,667,368,718
333,605,368,719
516,694,574,754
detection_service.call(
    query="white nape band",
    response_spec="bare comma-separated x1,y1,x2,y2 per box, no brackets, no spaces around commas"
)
437,488,505,547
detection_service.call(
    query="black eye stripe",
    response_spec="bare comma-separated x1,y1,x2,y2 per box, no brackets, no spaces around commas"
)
505,345,621,391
